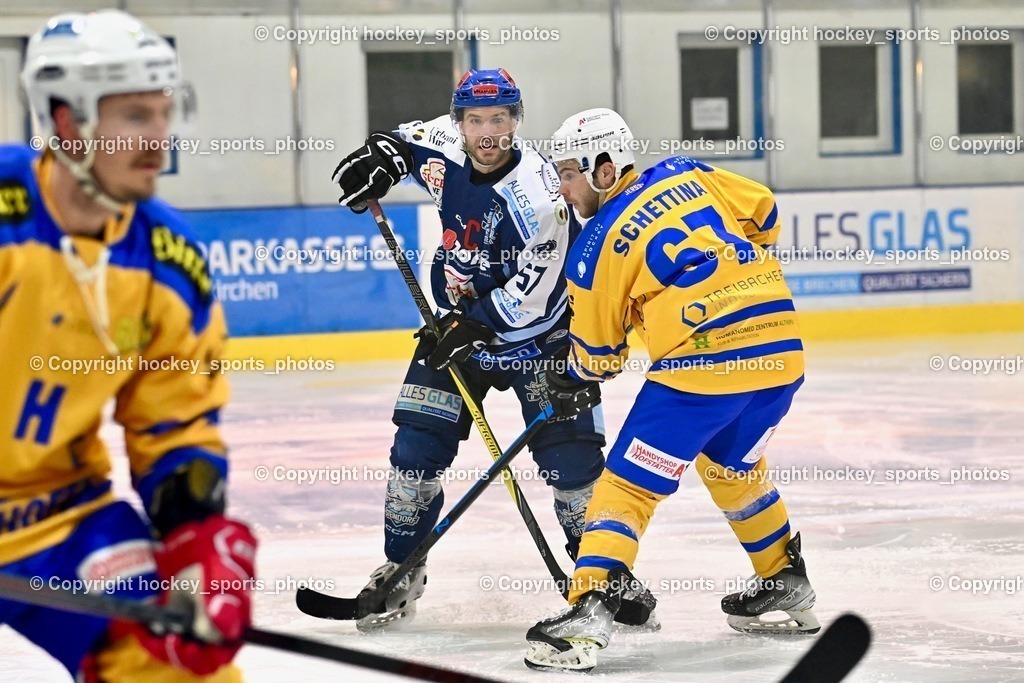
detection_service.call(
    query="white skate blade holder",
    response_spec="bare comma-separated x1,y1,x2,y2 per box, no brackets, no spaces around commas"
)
356,602,418,633
727,608,821,635
524,639,601,672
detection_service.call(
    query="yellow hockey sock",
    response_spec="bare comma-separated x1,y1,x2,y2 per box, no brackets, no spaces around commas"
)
569,470,665,603
698,454,791,577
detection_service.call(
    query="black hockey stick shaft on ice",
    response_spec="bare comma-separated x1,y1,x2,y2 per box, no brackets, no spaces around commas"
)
0,572,504,683
364,198,570,596
779,613,872,683
296,405,552,620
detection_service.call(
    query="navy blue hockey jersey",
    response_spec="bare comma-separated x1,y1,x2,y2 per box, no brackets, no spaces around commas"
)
397,115,575,351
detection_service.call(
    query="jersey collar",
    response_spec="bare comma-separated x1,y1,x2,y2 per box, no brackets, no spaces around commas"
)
599,168,641,208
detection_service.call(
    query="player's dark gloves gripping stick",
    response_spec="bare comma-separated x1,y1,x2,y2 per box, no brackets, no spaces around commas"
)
425,309,494,371
332,132,413,212
542,347,601,418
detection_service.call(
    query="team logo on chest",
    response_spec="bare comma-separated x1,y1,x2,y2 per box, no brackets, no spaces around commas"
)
441,213,487,263
442,266,478,306
441,214,484,305
481,200,503,246
420,158,446,209
454,213,483,250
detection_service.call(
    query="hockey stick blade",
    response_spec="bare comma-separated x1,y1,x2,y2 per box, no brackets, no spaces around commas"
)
295,586,363,620
297,407,552,620
779,613,871,683
0,572,503,682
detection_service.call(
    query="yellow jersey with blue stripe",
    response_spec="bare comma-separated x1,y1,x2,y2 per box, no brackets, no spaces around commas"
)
0,145,228,565
566,156,804,394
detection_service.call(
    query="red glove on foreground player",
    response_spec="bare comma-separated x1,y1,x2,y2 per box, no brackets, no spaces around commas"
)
114,515,257,675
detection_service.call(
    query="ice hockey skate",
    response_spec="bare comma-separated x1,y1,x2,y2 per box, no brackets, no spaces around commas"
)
721,533,820,635
355,560,428,633
562,536,659,630
524,569,632,672
613,568,660,632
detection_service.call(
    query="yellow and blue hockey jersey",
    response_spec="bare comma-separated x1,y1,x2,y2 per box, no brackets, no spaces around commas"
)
566,156,804,394
0,145,228,566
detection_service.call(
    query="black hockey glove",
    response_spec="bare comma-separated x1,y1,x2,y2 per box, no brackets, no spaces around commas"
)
541,347,601,418
412,324,439,362
332,132,413,212
426,309,493,371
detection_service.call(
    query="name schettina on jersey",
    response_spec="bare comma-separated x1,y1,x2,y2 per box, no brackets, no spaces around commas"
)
567,158,805,395
611,179,708,255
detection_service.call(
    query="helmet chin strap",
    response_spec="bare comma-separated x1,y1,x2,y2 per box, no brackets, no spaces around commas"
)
49,124,122,354
51,124,127,214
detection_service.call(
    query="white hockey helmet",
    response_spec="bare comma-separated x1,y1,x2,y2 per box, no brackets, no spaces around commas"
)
21,10,191,139
550,108,636,190
20,10,193,210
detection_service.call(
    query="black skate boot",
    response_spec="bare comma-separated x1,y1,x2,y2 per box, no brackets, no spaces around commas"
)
355,560,427,632
721,532,820,634
613,567,660,630
563,537,658,630
524,568,630,672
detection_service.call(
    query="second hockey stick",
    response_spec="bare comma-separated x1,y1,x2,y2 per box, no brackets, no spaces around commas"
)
363,198,570,595
779,612,872,683
296,405,552,620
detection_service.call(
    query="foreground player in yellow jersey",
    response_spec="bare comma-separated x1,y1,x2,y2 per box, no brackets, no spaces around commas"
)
1,11,254,681
524,109,818,672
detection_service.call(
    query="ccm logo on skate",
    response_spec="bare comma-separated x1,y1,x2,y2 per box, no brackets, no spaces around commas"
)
624,438,689,480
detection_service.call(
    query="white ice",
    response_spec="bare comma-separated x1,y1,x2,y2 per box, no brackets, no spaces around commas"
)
3,333,1023,682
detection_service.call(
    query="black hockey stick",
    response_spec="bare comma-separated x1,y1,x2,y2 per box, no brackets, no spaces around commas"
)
779,613,872,683
296,405,552,620
362,198,571,598
0,572,503,683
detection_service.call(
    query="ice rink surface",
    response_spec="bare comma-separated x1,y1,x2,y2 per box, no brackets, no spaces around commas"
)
3,333,1023,682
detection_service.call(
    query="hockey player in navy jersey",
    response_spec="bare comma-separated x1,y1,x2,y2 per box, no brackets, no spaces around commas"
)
331,69,611,630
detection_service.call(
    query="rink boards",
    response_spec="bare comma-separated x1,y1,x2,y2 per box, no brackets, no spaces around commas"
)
181,185,1024,360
